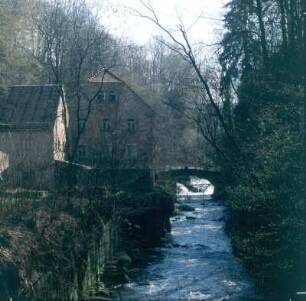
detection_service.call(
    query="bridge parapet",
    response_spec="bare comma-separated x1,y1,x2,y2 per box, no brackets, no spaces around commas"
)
158,165,219,173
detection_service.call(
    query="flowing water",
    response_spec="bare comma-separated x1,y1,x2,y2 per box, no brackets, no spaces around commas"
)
113,178,262,301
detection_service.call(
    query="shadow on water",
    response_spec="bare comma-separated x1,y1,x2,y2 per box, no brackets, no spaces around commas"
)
112,179,264,301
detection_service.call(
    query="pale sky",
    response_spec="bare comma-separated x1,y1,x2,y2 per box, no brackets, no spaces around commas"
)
89,0,227,46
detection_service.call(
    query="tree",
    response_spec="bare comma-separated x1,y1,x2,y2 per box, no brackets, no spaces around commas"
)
0,0,42,86
132,0,244,174
220,0,305,294
34,0,120,193
137,0,305,295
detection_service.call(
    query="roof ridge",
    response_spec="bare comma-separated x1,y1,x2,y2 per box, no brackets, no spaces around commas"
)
0,85,62,129
89,68,123,83
89,69,154,112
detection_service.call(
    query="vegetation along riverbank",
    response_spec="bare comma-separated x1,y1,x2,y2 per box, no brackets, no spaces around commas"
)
0,189,173,300
0,0,305,299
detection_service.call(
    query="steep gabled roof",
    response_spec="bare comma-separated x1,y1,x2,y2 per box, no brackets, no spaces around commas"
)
89,69,154,113
0,85,62,130
89,70,121,83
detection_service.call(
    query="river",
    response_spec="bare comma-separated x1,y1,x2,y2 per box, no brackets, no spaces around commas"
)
112,178,262,301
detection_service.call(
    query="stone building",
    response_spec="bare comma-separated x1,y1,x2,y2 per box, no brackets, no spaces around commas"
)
0,71,154,191
0,85,67,189
70,70,154,172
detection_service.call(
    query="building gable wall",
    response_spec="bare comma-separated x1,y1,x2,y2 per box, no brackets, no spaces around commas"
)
69,81,154,169
0,129,55,189
54,96,68,161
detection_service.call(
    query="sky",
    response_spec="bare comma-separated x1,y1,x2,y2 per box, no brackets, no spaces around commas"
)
88,0,227,46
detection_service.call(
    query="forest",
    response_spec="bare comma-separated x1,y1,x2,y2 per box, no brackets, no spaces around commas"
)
0,0,305,300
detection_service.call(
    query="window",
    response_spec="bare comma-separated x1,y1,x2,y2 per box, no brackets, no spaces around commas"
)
126,144,137,160
127,119,136,131
108,90,117,101
97,90,117,102
97,90,105,102
102,118,111,131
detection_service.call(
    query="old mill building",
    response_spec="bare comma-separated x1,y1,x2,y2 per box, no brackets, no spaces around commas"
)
0,70,154,190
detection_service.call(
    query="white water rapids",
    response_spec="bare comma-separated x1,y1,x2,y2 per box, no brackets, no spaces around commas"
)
176,177,214,198
113,178,262,301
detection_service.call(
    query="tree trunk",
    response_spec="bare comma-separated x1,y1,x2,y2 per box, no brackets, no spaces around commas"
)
279,0,289,53
302,0,306,290
255,0,269,72
241,0,252,74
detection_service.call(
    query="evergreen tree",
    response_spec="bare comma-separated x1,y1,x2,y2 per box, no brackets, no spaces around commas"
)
219,0,305,295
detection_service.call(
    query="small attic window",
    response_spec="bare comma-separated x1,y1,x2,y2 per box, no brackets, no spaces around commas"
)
109,91,117,102
127,119,136,131
97,91,105,102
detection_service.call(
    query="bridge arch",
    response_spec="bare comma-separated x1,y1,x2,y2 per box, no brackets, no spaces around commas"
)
158,168,224,198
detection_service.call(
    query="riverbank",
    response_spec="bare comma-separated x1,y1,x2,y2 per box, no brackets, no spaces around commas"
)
223,181,304,299
111,186,261,301
0,188,173,300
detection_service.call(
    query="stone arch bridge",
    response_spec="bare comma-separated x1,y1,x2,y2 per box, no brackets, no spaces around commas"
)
157,167,225,198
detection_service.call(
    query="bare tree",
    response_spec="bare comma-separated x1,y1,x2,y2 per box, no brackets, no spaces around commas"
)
34,0,121,192
130,0,246,173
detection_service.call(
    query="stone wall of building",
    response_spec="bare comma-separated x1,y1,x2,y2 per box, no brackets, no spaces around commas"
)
54,96,68,162
0,129,55,189
69,81,154,170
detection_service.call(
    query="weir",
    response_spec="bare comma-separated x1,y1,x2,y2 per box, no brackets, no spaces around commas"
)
157,168,224,198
